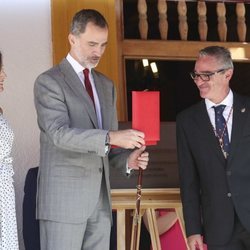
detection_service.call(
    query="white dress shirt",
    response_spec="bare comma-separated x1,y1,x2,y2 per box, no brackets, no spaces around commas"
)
205,89,233,141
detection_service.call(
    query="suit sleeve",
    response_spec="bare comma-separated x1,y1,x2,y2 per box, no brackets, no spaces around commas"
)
176,114,203,237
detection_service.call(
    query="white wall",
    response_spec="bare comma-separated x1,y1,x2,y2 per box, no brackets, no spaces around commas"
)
0,1,52,249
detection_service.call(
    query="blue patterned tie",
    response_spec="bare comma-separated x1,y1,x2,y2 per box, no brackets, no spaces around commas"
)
213,105,230,158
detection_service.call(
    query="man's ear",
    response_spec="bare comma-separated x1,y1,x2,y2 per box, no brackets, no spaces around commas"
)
225,68,233,81
68,34,76,45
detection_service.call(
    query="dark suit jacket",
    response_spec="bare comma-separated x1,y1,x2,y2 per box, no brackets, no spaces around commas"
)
176,93,250,245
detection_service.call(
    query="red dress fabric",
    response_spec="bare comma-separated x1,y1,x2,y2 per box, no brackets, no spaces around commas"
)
152,209,207,250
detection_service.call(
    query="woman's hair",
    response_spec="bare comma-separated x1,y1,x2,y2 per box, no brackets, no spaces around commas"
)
0,51,2,71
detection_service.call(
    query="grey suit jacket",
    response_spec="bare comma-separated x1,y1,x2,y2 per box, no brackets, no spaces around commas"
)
176,93,250,245
34,59,129,224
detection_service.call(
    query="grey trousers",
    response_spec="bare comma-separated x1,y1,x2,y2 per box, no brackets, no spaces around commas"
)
39,177,111,250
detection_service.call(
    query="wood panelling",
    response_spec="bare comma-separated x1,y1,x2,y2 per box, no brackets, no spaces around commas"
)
122,40,250,62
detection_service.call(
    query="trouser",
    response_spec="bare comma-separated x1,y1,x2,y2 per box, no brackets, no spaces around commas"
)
208,214,250,250
39,175,111,250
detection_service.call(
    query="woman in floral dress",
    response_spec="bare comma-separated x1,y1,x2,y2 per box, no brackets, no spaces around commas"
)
0,51,19,250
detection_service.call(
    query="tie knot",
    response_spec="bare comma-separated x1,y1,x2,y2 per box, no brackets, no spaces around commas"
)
213,105,226,115
83,68,89,77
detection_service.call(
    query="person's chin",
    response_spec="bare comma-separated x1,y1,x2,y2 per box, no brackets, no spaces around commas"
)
199,87,209,98
90,59,100,68
199,88,210,99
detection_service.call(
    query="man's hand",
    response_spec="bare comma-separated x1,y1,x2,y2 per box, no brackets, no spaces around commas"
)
187,234,205,250
127,146,149,170
109,129,145,149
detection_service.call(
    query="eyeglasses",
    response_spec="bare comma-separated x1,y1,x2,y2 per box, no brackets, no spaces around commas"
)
190,68,227,81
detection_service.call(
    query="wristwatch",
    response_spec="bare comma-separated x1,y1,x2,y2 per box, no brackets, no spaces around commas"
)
105,132,110,155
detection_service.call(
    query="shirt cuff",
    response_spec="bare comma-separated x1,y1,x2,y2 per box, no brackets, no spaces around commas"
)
126,161,133,175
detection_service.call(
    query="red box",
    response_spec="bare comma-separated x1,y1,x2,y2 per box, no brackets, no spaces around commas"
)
132,91,160,145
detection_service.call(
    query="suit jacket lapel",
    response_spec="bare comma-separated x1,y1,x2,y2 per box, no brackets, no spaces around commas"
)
193,94,248,164
92,71,109,130
228,94,248,163
59,59,98,128
194,101,226,162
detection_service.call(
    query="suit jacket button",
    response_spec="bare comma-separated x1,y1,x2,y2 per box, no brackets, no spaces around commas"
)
99,168,103,173
227,192,232,197
226,170,231,176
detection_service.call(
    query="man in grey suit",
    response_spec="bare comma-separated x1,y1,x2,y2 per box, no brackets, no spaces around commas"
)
34,9,149,250
177,46,250,250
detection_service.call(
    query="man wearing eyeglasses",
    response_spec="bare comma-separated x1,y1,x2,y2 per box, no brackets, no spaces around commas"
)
177,46,250,250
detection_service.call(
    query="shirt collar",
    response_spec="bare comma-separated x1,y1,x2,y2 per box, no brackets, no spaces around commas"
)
205,89,233,110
